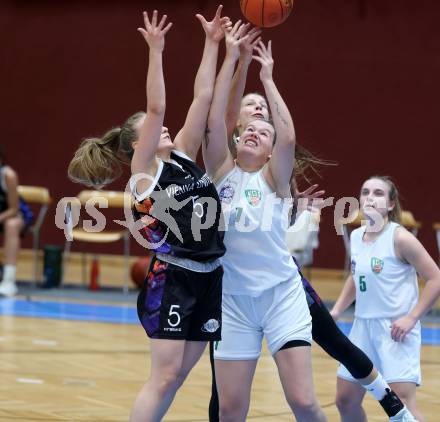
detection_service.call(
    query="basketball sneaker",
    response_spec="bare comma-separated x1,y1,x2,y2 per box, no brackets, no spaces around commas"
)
0,279,17,297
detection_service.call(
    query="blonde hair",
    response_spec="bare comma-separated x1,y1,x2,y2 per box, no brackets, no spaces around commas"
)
367,175,402,223
294,143,335,181
237,118,335,181
68,112,145,188
236,93,335,181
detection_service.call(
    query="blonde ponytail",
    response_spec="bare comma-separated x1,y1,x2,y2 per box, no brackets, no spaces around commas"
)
68,127,123,189
68,111,145,189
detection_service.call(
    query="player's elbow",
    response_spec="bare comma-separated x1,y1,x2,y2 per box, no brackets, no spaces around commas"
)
432,276,440,300
196,87,214,106
207,112,222,132
285,132,296,146
148,102,166,116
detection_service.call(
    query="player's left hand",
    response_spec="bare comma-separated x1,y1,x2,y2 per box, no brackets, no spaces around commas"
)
138,10,173,52
224,21,250,60
295,183,325,209
294,184,326,201
196,5,232,43
294,184,326,214
239,26,262,64
253,40,274,82
390,315,417,342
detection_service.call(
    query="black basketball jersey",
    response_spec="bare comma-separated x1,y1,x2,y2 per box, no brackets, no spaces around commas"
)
131,150,225,262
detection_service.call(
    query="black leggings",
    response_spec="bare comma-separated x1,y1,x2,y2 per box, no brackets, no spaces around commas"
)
208,275,373,421
304,276,373,379
209,341,219,422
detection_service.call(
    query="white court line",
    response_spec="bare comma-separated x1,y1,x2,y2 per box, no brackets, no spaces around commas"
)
32,339,58,346
63,378,96,387
78,396,123,409
16,378,44,384
0,400,26,406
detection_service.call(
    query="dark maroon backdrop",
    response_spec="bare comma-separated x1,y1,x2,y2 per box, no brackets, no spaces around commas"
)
2,0,439,268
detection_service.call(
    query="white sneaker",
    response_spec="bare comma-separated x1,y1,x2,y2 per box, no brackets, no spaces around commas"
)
390,406,418,422
0,280,18,297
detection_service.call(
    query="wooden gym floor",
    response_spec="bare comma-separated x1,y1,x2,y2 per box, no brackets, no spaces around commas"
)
0,250,439,421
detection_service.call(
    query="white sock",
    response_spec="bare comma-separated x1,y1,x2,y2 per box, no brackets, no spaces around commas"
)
2,265,16,283
363,373,390,401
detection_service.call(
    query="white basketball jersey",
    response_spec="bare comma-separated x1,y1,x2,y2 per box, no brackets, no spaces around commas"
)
216,165,301,296
350,222,418,319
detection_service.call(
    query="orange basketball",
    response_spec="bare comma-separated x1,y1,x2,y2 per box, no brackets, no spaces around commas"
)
130,256,152,289
240,0,294,28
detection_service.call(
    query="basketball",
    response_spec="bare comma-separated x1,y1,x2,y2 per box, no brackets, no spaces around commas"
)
240,0,294,28
130,256,152,288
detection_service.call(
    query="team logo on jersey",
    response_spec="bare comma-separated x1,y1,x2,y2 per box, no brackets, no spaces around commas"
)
371,257,384,274
351,259,356,275
201,319,220,333
245,189,262,206
219,184,235,204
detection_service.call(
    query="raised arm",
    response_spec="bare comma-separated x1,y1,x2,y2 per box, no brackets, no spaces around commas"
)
173,5,231,161
203,21,249,180
225,27,262,139
131,11,171,193
255,41,296,198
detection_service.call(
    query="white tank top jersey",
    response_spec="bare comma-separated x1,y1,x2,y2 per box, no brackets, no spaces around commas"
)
216,165,301,296
350,222,418,319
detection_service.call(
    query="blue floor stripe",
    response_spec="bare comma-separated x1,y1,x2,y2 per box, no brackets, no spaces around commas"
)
1,298,440,345
0,298,138,324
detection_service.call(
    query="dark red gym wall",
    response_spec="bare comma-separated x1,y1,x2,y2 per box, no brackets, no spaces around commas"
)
2,0,439,269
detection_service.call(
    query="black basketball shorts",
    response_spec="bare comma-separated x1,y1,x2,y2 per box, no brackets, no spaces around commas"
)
137,256,223,341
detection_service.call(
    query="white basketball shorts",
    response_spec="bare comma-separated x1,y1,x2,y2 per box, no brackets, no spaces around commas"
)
214,277,312,360
337,317,421,385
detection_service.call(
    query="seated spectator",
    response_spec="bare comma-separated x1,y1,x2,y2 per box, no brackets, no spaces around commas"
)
0,145,32,297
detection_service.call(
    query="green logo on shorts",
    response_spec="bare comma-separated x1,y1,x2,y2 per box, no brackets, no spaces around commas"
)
214,341,220,350
371,257,384,274
245,189,261,206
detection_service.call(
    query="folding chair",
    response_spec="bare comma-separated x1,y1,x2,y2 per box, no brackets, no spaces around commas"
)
63,190,131,293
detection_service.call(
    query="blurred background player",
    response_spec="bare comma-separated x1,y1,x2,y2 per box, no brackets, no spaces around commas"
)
0,145,32,297
332,176,440,422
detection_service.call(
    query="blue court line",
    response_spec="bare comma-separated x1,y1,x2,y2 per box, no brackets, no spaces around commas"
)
0,298,138,324
1,299,440,345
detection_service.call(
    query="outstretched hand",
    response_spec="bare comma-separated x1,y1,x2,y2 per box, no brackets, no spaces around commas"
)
253,40,274,82
224,20,250,60
294,184,326,201
137,10,173,51
196,5,232,42
240,26,262,64
293,183,326,213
